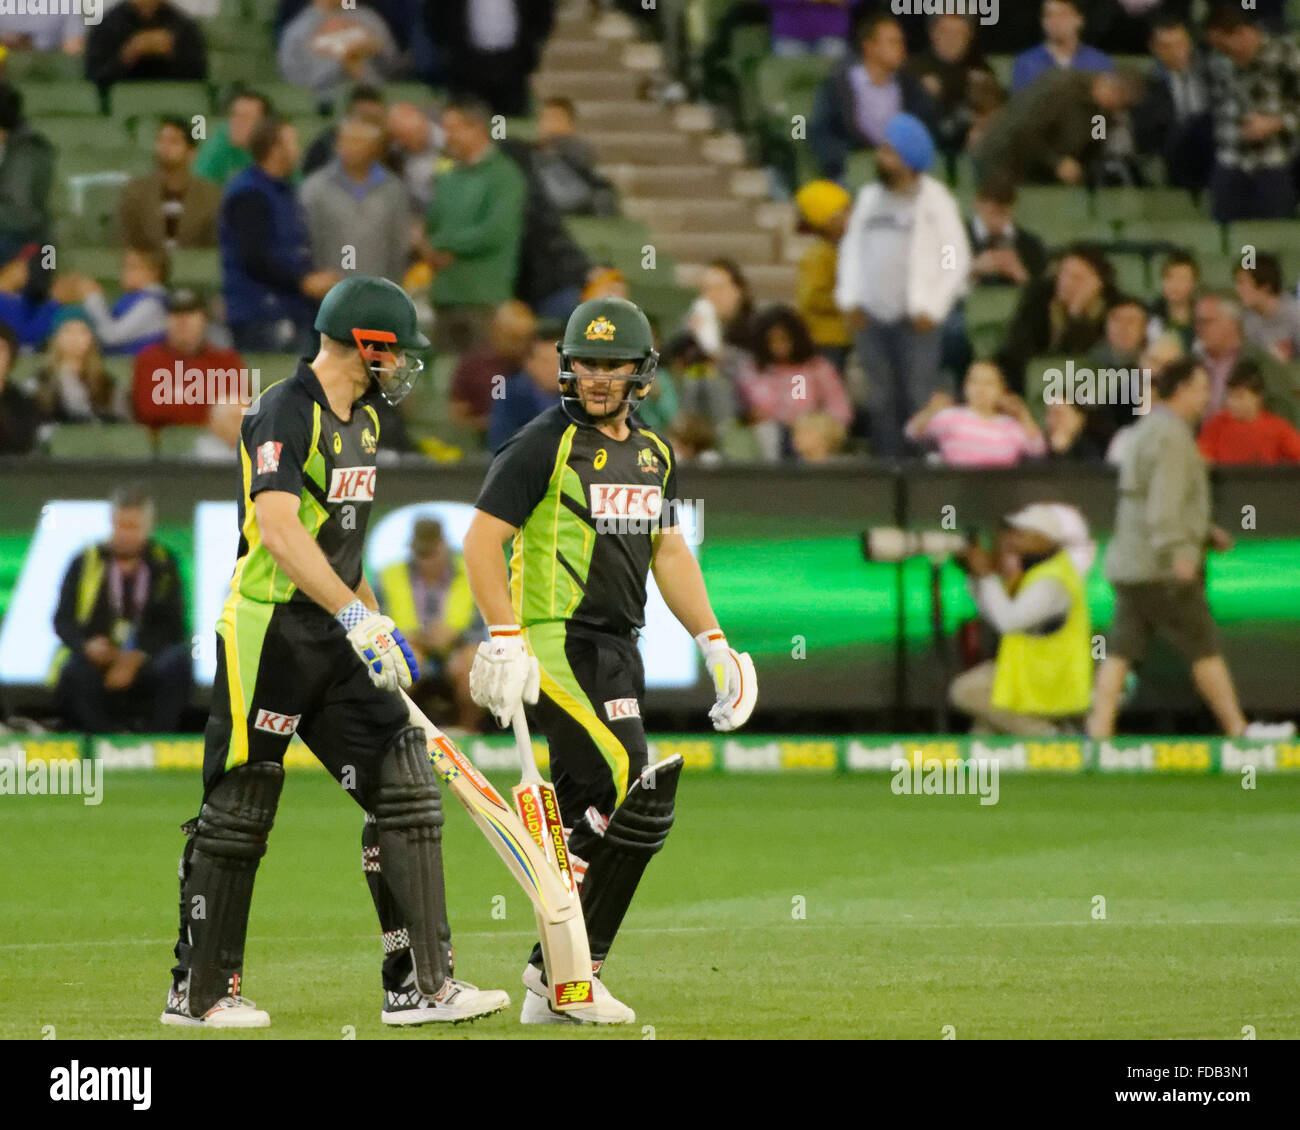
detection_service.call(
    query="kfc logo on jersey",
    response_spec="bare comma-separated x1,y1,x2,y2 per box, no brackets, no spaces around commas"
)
604,697,640,721
254,708,301,735
588,483,662,520
256,441,282,475
327,466,377,502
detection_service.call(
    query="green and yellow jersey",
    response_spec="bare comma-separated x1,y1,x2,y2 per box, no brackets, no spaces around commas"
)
475,405,683,633
228,360,382,606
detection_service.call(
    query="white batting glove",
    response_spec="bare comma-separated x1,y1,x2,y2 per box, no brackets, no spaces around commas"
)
696,629,757,732
470,625,541,728
336,599,419,692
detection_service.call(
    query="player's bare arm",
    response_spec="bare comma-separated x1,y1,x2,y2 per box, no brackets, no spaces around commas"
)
462,509,520,627
649,526,719,639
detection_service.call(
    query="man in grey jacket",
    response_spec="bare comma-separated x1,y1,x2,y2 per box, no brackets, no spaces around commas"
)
1088,357,1293,739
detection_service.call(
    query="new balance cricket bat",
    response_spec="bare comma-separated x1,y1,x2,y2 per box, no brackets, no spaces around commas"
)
400,691,594,1011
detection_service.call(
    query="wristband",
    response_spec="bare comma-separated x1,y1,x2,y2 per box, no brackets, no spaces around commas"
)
335,599,371,631
694,628,726,654
489,624,523,638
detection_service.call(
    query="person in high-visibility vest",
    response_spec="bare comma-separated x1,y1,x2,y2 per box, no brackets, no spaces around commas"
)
375,517,484,729
950,504,1093,735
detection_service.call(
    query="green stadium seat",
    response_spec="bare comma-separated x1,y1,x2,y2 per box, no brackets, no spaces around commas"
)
986,55,1014,89
57,172,134,245
0,51,85,83
45,423,155,459
111,81,213,120
1226,221,1300,261
718,420,761,462
754,54,832,124
1093,187,1205,228
56,146,144,179
1023,356,1076,424
260,82,331,117
155,425,206,457
61,247,124,286
1014,186,1093,235
209,50,272,85
34,115,131,151
845,151,877,192
24,81,101,115
965,287,1020,334
167,249,221,291
385,81,442,107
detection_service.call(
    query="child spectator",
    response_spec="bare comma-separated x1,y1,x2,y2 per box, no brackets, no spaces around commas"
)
1045,400,1105,461
669,411,722,466
736,305,852,461
906,360,1045,467
1148,251,1199,350
31,314,128,423
532,96,616,217
792,179,852,371
1235,252,1300,362
0,245,68,349
792,412,850,463
67,247,169,355
1198,360,1300,465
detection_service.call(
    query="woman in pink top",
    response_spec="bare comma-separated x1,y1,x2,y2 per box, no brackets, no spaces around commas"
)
737,306,854,441
905,360,1045,467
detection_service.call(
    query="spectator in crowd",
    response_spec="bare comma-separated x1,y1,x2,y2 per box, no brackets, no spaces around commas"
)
423,97,527,354
32,314,128,423
486,321,563,452
1090,295,1149,370
302,83,388,178
974,68,1139,187
1147,250,1199,350
449,298,535,436
118,116,220,252
190,398,246,463
426,0,557,117
1089,358,1292,741
1045,399,1106,461
0,319,39,454
278,0,400,104
905,360,1045,467
793,179,852,371
65,247,169,356
532,97,616,217
375,517,485,729
950,504,1093,735
791,411,849,463
194,89,269,187
220,117,340,352
0,82,53,267
906,12,995,161
0,10,85,54
1192,292,1295,420
1132,14,1214,191
1011,0,1112,92
85,0,207,95
633,357,678,434
966,174,1047,287
669,258,756,426
736,305,853,462
1235,253,1300,362
809,11,938,182
836,114,969,457
387,101,442,213
1199,358,1300,465
52,484,190,733
1205,4,1300,222
498,134,591,321
132,287,245,428
301,114,412,282
0,245,65,349
763,0,851,59
996,244,1115,393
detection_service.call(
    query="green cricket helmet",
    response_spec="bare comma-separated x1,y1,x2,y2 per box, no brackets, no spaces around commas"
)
557,296,659,425
314,275,430,405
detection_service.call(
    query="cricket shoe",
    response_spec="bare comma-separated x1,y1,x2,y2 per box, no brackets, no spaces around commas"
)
519,963,635,1025
381,974,510,1026
160,984,270,1028
1244,721,1297,740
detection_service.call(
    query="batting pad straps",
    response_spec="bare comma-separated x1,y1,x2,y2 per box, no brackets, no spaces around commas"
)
579,755,683,963
371,726,449,996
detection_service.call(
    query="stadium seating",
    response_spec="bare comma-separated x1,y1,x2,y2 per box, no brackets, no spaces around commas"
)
965,288,1021,360
45,424,155,459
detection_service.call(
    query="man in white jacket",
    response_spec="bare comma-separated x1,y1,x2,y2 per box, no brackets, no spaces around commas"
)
835,113,970,458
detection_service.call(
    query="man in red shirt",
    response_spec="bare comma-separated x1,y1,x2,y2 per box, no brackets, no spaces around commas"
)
1199,360,1300,465
133,288,246,427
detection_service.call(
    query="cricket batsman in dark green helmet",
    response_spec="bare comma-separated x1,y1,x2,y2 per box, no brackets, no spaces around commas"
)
459,295,758,1025
162,276,510,1030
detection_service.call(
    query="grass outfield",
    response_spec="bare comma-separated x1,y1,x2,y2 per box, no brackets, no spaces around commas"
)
2,771,1298,1040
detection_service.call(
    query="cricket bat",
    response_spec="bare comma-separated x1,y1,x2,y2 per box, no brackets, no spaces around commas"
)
400,691,594,1011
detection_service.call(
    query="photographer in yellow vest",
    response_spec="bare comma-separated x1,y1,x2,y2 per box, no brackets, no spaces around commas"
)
950,504,1093,735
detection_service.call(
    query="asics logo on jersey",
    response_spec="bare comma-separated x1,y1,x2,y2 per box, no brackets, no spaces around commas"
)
589,483,662,520
254,709,301,735
327,467,377,502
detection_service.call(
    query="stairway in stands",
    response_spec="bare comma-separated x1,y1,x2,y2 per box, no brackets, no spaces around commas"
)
535,1,801,312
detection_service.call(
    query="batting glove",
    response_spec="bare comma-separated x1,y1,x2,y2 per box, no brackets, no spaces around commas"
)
470,625,541,728
336,599,419,692
696,629,757,732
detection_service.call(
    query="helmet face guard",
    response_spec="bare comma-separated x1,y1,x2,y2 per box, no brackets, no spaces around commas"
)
353,328,424,405
557,344,659,426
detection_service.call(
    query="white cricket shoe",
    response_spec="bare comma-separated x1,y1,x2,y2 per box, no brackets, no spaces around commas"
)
1244,721,1297,740
519,963,635,1025
381,974,510,1026
160,984,270,1028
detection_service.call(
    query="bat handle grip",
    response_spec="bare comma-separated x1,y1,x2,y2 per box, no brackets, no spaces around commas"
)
512,707,542,784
